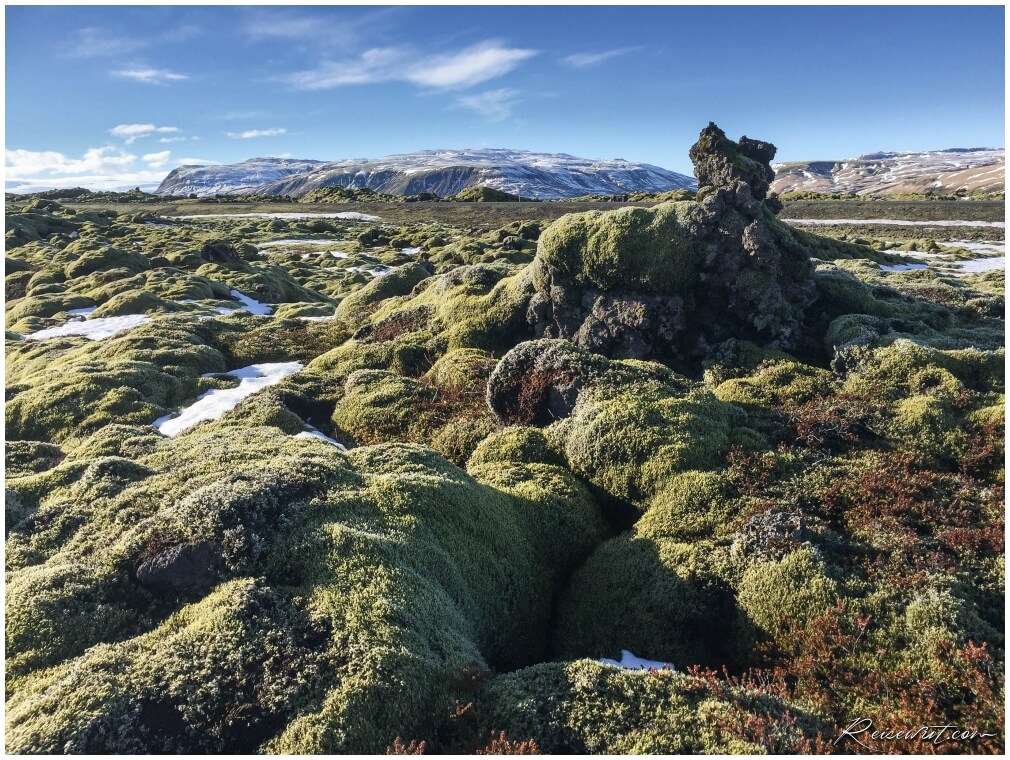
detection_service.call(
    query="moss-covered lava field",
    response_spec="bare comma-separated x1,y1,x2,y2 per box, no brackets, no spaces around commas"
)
5,125,1004,754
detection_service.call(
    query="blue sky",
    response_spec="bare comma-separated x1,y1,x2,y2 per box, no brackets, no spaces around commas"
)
5,5,1005,191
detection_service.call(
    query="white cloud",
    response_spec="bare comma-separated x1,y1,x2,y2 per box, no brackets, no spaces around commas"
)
143,150,172,168
64,27,147,58
108,124,181,145
283,40,536,91
226,128,288,139
407,42,536,89
112,67,188,85
175,157,217,166
456,88,521,122
242,8,397,47
6,146,137,177
5,146,218,193
561,47,638,68
282,48,405,90
158,136,188,144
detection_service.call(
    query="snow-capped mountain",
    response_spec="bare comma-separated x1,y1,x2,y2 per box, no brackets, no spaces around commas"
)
156,158,325,197
771,148,1004,196
155,149,696,199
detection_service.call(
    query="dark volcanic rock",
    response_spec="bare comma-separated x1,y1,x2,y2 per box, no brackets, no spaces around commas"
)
486,339,605,426
199,239,241,263
136,540,223,594
524,122,818,363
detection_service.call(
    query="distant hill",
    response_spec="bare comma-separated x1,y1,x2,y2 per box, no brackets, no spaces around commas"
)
155,149,696,199
771,148,1004,196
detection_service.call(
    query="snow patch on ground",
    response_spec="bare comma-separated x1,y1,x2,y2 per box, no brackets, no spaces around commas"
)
952,256,1006,275
599,650,674,672
171,212,381,221
258,238,349,248
27,313,151,341
782,218,1004,229
943,240,1006,254
154,361,303,437
230,290,272,315
294,427,348,450
880,263,929,271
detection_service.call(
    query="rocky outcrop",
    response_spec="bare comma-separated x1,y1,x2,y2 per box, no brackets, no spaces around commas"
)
525,123,818,363
136,541,223,594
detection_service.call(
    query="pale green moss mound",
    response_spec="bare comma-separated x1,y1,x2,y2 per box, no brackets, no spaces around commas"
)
737,547,839,638
6,430,608,753
536,202,700,295
467,660,824,753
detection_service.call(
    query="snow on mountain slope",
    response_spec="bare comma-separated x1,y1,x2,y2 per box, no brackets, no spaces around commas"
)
771,148,1004,196
156,158,325,197
154,149,696,199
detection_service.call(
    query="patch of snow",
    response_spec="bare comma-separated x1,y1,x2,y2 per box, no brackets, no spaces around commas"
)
257,238,348,248
951,256,1006,275
880,263,929,271
297,314,336,321
230,290,272,315
67,306,97,319
884,250,945,258
401,246,422,256
782,218,1004,229
346,265,389,277
27,313,151,341
599,650,674,672
943,239,1006,254
294,427,348,450
171,212,381,221
155,361,303,437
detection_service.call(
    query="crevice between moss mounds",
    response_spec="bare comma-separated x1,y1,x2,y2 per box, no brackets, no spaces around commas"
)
525,122,818,363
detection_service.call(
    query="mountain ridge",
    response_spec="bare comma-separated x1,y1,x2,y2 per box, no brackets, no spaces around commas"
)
155,148,697,199
771,147,1004,196
156,145,1005,199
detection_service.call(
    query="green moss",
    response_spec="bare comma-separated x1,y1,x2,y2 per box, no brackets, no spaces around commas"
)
7,429,609,753
550,381,741,503
5,440,65,477
737,548,838,638
332,370,438,445
91,289,177,318
453,186,522,202
5,293,96,328
467,427,564,469
61,244,151,279
843,339,1001,397
467,660,823,754
334,262,430,326
430,414,497,466
536,202,701,294
308,338,430,380
714,360,835,408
